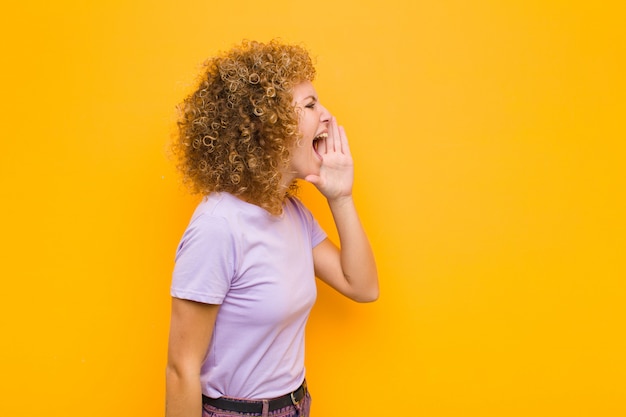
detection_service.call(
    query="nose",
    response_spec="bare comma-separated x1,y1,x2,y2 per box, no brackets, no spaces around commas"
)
319,104,331,122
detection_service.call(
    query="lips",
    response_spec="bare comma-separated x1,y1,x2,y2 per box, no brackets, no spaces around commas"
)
312,132,328,154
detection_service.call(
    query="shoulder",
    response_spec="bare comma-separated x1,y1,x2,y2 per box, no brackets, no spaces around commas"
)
193,192,241,216
178,194,242,248
175,196,243,265
189,193,258,225
183,192,277,241
284,197,326,244
284,196,312,217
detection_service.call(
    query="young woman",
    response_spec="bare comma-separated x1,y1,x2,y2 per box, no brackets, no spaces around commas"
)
166,39,378,417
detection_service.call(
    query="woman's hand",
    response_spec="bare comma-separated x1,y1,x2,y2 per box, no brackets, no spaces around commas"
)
305,117,354,202
308,117,379,303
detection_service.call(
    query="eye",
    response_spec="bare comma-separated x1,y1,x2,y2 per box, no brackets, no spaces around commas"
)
305,100,317,109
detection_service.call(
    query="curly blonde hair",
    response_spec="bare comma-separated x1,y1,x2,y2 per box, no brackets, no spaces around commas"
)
172,39,316,214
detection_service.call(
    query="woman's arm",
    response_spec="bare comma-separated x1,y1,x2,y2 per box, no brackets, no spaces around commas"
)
307,117,379,302
313,204,378,302
165,298,219,417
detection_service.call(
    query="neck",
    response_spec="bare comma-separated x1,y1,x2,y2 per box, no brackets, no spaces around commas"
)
279,170,297,191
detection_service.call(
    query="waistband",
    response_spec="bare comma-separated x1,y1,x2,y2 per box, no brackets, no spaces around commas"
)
202,380,307,413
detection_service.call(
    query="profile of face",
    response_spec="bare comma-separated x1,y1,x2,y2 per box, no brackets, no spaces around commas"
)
289,81,332,180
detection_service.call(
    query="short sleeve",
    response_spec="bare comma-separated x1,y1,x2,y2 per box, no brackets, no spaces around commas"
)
311,215,326,248
288,197,327,248
170,214,236,304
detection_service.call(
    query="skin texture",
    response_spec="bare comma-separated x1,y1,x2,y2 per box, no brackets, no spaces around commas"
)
166,51,378,417
286,81,330,183
288,81,378,302
166,300,219,417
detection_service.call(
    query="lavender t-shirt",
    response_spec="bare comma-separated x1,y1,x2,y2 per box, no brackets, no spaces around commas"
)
171,193,327,399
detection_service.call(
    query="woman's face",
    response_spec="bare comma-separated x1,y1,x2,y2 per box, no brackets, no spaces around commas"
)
288,81,331,181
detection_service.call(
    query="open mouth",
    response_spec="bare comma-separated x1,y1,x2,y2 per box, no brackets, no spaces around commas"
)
312,132,328,154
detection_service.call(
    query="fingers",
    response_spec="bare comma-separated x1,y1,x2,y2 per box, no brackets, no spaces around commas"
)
305,174,322,185
338,125,351,156
329,116,340,153
328,116,351,155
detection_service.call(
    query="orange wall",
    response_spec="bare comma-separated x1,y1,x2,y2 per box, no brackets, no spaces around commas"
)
2,1,625,416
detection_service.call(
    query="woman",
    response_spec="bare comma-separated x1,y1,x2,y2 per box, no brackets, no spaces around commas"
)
166,39,378,417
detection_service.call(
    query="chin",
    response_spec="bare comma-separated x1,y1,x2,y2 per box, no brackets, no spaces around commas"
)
309,165,322,176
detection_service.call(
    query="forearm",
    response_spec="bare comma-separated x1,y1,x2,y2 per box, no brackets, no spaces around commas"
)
165,366,202,417
328,196,378,302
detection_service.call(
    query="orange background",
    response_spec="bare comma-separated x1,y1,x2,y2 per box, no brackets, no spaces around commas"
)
2,1,625,416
